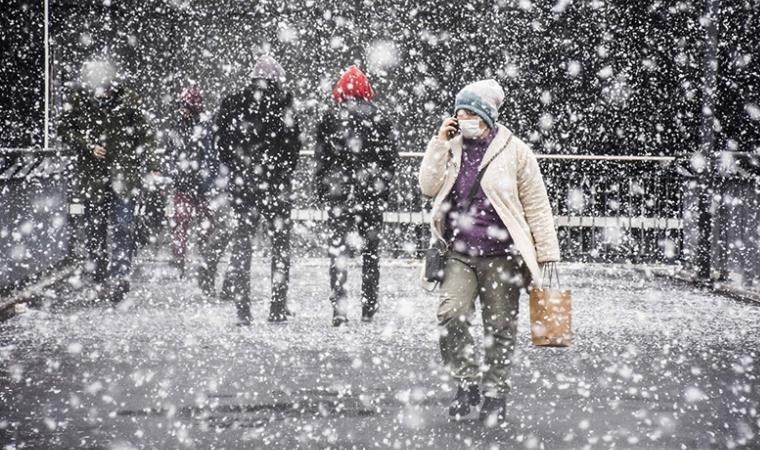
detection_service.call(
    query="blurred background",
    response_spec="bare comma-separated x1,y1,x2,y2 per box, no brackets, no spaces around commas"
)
2,0,759,155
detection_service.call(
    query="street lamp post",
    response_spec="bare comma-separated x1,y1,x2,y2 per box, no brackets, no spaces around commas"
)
44,0,49,152
695,0,720,284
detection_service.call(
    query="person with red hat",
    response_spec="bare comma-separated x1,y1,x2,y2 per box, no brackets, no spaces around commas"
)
315,65,399,326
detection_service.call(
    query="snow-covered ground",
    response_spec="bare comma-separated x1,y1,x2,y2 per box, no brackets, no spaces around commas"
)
1,257,759,449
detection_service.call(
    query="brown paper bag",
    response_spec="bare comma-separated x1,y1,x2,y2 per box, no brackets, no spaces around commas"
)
529,265,572,347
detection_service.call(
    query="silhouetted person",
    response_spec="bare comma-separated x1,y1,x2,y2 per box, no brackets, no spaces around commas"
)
215,56,301,324
164,85,223,286
59,59,156,303
315,65,399,326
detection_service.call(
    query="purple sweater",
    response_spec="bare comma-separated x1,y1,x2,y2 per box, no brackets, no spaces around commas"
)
444,127,514,256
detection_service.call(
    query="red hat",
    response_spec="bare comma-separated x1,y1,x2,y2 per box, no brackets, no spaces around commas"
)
332,65,374,103
179,85,203,113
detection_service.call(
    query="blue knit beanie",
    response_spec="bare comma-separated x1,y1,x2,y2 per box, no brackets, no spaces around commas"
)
454,79,505,129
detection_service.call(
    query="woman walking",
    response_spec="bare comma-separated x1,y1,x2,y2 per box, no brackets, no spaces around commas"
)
418,79,560,424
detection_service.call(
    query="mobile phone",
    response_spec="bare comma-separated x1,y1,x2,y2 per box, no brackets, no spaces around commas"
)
448,119,459,139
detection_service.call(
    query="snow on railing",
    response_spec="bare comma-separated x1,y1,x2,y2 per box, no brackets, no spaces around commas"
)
2,146,678,160
300,149,677,162
3,145,685,261
0,148,72,181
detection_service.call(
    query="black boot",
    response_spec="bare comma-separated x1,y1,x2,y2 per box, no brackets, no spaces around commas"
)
220,277,235,302
332,307,348,327
236,302,252,326
197,265,216,297
108,280,130,304
332,312,348,327
171,257,186,278
268,302,288,323
331,297,348,327
448,384,481,418
361,303,379,322
479,396,507,425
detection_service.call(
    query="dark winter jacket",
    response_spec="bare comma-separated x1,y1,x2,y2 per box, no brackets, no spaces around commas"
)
58,85,156,201
314,99,399,211
163,114,218,196
215,78,301,214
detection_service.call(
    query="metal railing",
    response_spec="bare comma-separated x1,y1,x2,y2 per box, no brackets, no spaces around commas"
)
287,151,683,262
8,146,760,294
0,148,74,293
680,152,760,288
1,146,686,291
541,157,682,263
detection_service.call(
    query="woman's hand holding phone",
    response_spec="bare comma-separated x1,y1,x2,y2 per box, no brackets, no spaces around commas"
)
437,117,459,141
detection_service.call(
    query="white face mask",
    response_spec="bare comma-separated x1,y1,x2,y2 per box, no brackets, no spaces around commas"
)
459,119,483,138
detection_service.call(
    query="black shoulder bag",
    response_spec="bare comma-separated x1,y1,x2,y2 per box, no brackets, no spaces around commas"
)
423,134,513,286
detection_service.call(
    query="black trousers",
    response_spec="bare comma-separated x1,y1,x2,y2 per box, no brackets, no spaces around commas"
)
223,201,292,319
327,206,383,313
195,192,232,294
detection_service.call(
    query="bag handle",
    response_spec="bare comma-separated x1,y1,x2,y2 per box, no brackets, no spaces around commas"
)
541,262,561,289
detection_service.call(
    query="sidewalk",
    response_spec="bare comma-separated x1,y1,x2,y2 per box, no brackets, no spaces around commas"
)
1,258,759,449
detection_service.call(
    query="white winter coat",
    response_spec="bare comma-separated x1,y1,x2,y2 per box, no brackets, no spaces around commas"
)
418,124,560,287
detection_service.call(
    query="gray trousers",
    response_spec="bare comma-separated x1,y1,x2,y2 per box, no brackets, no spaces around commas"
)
437,252,524,398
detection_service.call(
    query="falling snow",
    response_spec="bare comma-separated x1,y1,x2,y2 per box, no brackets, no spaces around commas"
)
2,0,760,449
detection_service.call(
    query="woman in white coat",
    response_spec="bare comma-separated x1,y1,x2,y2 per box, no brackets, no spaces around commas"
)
418,79,560,424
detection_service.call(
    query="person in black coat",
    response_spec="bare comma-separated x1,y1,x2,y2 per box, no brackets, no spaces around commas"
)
58,59,156,304
315,65,399,326
215,56,301,324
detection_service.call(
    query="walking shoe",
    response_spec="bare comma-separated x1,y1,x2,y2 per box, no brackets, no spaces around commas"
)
332,314,348,327
448,384,481,418
331,298,348,327
220,278,234,302
236,304,253,326
332,309,348,327
361,304,379,322
92,270,108,285
170,258,186,278
197,266,215,296
108,280,130,304
267,302,288,323
479,396,507,426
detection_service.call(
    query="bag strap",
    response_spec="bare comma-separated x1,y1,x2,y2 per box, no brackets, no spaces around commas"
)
459,133,513,213
541,262,561,289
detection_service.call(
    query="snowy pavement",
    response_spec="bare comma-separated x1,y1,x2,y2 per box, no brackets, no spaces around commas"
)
1,257,759,449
